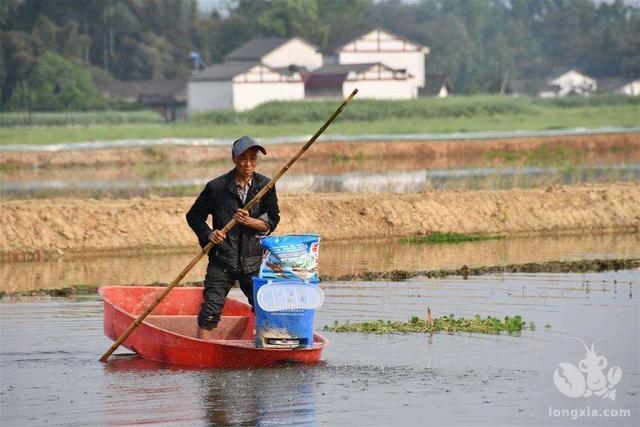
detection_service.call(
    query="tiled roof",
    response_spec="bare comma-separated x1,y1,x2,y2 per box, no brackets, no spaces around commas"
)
332,27,427,53
225,37,292,61
94,79,186,101
189,62,259,81
309,63,385,76
598,77,638,91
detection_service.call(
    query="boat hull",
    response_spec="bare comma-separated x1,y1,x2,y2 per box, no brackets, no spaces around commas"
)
100,286,328,369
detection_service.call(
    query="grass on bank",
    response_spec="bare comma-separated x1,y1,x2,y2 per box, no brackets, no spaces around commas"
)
4,93,634,126
401,232,505,244
323,314,542,335
1,95,639,145
0,110,163,127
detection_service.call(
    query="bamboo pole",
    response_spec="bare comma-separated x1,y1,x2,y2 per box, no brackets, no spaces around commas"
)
99,89,358,362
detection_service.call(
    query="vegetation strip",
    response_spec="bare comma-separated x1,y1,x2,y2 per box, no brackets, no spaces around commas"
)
3,98,640,146
0,281,202,299
323,314,543,335
322,258,640,282
400,232,504,245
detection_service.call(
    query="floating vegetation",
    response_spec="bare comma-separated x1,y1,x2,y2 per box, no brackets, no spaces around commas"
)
0,284,100,299
0,281,205,299
323,314,535,335
322,258,640,281
400,232,505,245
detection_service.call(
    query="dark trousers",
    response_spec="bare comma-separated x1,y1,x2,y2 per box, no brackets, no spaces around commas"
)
198,261,256,329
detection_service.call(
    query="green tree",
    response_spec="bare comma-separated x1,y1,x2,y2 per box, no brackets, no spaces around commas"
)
256,0,327,43
0,31,37,105
6,51,105,111
31,15,90,63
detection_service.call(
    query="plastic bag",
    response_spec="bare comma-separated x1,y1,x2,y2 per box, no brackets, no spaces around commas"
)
259,234,320,282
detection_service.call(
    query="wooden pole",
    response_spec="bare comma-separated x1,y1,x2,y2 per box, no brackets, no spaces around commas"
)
99,89,358,362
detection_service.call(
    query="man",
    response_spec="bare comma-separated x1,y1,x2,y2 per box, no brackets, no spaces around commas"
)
186,135,280,333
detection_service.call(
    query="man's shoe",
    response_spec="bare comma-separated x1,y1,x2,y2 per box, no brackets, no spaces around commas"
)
198,315,218,331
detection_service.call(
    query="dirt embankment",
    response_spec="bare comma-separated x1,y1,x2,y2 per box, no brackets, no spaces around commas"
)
2,133,639,169
1,182,638,261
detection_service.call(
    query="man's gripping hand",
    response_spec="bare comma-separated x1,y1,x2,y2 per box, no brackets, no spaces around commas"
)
234,208,249,225
208,229,226,245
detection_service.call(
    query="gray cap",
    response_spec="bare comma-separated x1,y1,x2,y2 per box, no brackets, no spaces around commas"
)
232,135,266,157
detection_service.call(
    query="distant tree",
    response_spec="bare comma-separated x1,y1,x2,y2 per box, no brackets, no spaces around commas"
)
0,31,37,105
585,0,640,76
423,15,474,90
31,15,90,63
192,10,224,65
317,0,368,50
2,0,640,104
256,0,327,43
6,51,105,111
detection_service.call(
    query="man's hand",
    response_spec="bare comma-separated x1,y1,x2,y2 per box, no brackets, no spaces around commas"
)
208,229,226,244
233,208,269,232
234,208,250,225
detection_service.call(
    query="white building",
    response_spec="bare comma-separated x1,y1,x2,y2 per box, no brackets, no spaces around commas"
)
619,79,640,96
599,77,640,96
306,63,416,99
539,69,597,97
187,30,433,112
188,62,304,112
225,36,322,71
187,36,321,113
337,28,430,91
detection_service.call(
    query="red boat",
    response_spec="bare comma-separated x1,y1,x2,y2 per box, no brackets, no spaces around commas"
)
99,286,328,369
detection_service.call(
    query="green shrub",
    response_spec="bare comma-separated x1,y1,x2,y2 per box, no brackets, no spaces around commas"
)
189,110,243,125
248,96,536,123
6,52,106,111
534,93,640,108
188,96,542,126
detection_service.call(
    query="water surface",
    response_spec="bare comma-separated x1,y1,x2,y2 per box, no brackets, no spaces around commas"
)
1,270,638,425
2,159,638,198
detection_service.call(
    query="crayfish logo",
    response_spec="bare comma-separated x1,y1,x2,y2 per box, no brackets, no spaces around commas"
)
553,338,622,400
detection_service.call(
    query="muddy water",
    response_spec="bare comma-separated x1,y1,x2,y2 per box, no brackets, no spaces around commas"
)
1,269,638,426
1,233,639,293
2,159,638,198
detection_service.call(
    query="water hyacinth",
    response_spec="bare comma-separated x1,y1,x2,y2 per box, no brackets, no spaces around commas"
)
323,314,532,335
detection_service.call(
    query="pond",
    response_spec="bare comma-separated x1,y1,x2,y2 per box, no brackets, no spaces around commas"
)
1,269,638,425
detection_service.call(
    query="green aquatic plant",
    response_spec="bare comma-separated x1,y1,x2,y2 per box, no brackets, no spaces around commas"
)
331,152,364,162
400,232,505,245
323,314,536,335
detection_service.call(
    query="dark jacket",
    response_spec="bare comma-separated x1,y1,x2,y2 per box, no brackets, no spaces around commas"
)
186,169,280,274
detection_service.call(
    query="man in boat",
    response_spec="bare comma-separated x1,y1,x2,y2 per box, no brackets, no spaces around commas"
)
186,135,280,333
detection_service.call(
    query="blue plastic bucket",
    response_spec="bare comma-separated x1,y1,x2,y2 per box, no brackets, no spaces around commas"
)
253,277,320,348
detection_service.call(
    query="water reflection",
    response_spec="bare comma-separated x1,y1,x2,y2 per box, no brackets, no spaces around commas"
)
201,367,317,425
2,160,638,198
102,354,319,425
2,233,638,293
